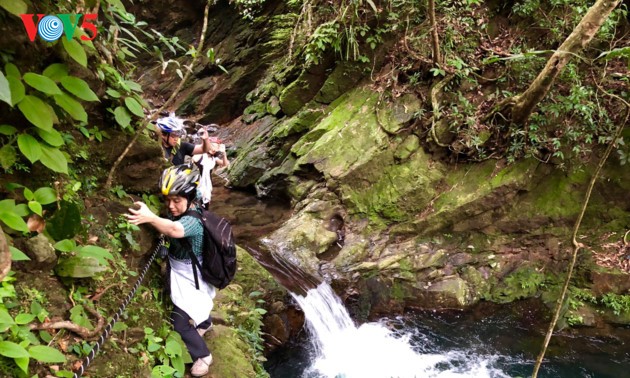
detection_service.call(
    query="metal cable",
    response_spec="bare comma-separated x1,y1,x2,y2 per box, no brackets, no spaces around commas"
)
73,238,165,378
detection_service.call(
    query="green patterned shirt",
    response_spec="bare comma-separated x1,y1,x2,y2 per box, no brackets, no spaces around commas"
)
168,207,204,261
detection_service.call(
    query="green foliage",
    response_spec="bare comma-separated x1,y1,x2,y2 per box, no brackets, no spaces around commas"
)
235,291,269,377
0,273,67,375
0,184,58,233
600,293,630,316
127,326,186,378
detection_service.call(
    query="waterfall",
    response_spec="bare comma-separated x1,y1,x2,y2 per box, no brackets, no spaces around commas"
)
292,283,511,378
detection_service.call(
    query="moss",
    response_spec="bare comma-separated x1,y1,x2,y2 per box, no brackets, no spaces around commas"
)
528,168,588,218
314,61,366,104
207,325,258,378
270,106,327,140
486,265,547,304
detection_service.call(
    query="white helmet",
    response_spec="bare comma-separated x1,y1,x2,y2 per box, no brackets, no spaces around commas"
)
156,113,185,136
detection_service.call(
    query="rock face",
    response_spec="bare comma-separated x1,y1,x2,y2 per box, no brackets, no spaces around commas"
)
138,0,630,325
220,82,630,319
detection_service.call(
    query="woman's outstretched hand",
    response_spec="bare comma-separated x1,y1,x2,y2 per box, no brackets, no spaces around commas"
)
123,202,156,225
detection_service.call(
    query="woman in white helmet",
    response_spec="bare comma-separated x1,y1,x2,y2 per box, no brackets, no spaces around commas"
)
124,164,214,377
156,113,212,165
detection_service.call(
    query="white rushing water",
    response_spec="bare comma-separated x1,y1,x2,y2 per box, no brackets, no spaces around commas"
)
291,282,511,378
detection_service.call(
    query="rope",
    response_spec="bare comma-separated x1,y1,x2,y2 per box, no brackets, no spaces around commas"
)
72,238,165,378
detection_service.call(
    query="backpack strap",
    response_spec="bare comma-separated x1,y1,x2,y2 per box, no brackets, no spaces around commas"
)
182,210,204,290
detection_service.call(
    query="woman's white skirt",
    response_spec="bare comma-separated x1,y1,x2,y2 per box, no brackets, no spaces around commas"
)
169,257,216,326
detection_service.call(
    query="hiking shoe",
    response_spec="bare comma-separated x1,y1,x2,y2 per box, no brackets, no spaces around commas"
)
190,354,213,377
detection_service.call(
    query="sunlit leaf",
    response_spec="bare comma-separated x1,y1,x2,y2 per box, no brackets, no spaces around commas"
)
113,106,131,128
124,97,144,117
42,63,69,82
0,124,17,135
0,341,30,359
61,38,87,67
54,93,88,122
39,144,68,174
9,246,30,261
23,73,62,95
14,356,28,373
17,134,42,163
28,201,42,216
4,63,20,78
6,75,24,105
0,71,10,106
106,88,121,98
14,313,36,325
17,95,54,130
53,239,76,252
60,76,99,101
28,345,66,363
36,128,65,147
0,211,28,232
78,245,114,265
0,308,15,324
15,204,29,217
34,187,57,205
0,0,27,17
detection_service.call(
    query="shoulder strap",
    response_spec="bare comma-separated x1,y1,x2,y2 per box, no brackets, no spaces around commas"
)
182,210,204,290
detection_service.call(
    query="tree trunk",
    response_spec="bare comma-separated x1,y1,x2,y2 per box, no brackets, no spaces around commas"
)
0,228,11,282
509,0,621,124
428,0,442,65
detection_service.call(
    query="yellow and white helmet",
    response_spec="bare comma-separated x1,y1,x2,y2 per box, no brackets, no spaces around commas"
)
159,164,199,197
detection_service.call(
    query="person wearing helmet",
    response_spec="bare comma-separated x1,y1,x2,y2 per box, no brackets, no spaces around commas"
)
192,132,230,210
124,164,214,377
156,113,212,165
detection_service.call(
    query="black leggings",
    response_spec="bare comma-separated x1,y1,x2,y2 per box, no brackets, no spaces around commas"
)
171,305,212,360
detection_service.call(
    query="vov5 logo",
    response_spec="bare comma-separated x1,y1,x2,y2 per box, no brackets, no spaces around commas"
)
20,14,98,42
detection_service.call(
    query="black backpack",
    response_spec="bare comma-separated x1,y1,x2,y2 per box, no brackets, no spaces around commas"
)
182,209,237,290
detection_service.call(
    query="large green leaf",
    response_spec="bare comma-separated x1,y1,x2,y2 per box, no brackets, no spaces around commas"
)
113,106,131,128
17,133,42,163
14,313,35,325
34,187,57,205
0,199,15,212
61,38,87,67
28,345,66,363
42,63,69,82
28,201,42,216
0,71,10,106
4,63,20,79
0,341,29,359
0,145,17,171
0,211,28,232
36,128,64,147
0,124,17,135
124,97,145,117
0,0,27,17
54,256,107,278
60,76,99,102
7,75,25,105
0,308,15,324
54,93,88,122
9,246,30,261
78,245,114,265
23,73,62,95
39,144,68,174
17,95,54,130
53,239,76,252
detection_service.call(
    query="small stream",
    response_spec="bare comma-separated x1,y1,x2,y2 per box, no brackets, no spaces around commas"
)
209,180,630,378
